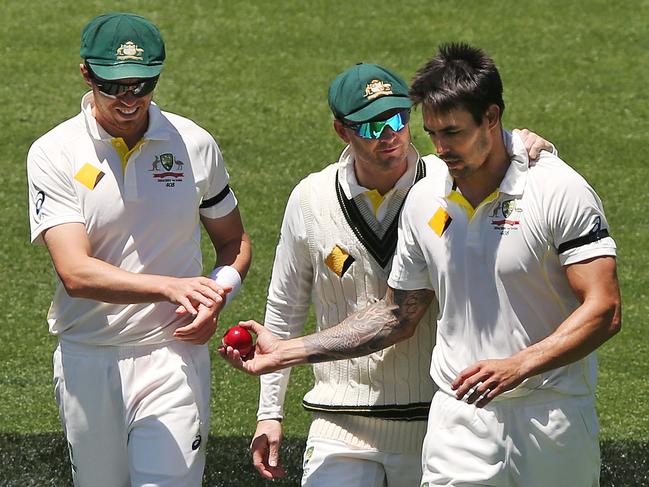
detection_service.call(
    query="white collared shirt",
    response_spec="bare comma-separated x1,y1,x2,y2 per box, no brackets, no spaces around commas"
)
388,131,616,399
337,144,420,223
27,93,237,345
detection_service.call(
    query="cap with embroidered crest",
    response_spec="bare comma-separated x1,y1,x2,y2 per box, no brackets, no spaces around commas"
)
80,13,165,80
328,63,412,123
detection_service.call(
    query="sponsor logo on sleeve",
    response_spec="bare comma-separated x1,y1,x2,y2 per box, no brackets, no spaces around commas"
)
429,206,452,237
34,190,45,219
74,163,105,190
591,215,602,233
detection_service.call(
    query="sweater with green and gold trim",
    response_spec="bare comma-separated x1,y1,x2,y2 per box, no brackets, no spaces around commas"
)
299,160,437,422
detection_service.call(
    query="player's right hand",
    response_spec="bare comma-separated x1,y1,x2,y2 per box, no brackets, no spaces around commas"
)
218,320,283,375
250,419,286,479
164,276,227,315
513,128,554,160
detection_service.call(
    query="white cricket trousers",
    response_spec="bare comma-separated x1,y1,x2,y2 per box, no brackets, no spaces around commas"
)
53,340,211,487
301,437,422,487
421,390,600,487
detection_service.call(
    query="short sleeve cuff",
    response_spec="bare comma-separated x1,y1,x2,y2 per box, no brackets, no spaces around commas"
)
560,238,617,266
199,191,238,219
31,215,86,245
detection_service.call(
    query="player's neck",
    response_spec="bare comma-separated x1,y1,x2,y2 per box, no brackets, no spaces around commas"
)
353,157,409,195
103,122,148,150
92,107,149,150
455,139,509,208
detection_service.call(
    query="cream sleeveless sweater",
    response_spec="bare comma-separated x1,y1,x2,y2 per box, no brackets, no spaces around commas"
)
299,160,438,452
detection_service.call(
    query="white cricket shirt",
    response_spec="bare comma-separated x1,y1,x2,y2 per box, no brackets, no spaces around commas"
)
388,131,616,399
27,93,237,345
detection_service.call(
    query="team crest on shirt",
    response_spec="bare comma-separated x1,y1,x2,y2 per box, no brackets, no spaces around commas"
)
490,198,522,235
149,153,185,187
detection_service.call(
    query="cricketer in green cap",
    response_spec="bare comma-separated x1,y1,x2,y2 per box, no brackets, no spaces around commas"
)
328,63,412,123
81,12,165,80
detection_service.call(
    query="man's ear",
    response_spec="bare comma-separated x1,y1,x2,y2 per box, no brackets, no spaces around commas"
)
485,104,501,130
80,63,93,88
333,120,350,143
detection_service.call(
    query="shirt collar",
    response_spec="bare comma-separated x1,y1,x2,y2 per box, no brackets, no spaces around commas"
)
500,129,529,196
337,143,421,199
80,92,171,142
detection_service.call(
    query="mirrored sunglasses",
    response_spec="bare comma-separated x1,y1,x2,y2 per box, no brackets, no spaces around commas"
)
345,110,410,139
87,66,158,99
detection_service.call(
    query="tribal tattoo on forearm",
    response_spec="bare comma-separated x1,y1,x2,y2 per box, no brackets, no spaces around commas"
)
304,288,435,363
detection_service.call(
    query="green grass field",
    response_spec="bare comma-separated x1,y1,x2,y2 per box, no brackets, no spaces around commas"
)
1,0,647,485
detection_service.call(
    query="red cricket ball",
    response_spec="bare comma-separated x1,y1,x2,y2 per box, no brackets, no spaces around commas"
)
222,325,254,359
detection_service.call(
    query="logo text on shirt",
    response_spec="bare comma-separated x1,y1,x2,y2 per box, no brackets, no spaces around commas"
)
490,199,522,235
149,153,185,187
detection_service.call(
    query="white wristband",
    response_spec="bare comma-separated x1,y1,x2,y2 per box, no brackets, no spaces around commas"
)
208,265,242,306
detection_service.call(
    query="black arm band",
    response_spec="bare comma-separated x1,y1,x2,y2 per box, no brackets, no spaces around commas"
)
199,184,231,209
557,229,610,254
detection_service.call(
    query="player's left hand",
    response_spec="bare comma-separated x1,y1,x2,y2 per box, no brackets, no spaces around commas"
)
514,128,554,160
250,419,286,479
173,299,225,344
451,356,527,407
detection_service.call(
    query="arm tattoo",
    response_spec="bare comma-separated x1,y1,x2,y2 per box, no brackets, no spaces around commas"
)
304,288,434,364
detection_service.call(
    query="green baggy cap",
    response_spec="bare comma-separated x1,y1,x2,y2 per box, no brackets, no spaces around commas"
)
80,13,165,80
328,63,412,122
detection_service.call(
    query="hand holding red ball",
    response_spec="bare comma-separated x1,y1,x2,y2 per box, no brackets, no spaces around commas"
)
222,325,254,360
